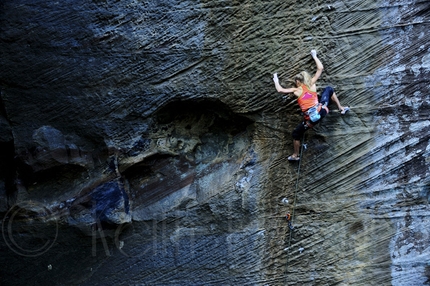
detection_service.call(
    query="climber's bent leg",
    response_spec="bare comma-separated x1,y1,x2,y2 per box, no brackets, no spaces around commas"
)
290,122,308,159
321,86,348,113
319,86,334,106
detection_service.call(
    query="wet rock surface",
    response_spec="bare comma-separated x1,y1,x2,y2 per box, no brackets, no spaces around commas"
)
1,0,430,285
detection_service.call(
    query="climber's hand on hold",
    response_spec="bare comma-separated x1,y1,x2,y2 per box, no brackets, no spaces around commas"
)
273,72,296,94
311,50,317,58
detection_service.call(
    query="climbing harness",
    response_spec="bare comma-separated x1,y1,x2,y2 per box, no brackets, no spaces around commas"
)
304,103,329,123
306,105,321,122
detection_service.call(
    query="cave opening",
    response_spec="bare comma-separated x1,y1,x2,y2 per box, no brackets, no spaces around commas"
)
123,98,255,210
155,98,254,135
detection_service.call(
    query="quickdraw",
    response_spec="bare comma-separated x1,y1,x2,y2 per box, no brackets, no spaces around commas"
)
285,213,294,230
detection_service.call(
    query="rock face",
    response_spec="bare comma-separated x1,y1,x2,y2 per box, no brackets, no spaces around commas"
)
1,0,429,285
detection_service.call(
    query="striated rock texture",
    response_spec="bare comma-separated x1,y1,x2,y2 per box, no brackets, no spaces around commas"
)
1,0,429,285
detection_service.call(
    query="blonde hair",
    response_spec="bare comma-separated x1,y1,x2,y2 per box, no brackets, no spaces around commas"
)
294,71,312,88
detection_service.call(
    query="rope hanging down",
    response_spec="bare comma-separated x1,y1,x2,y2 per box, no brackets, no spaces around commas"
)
284,133,306,281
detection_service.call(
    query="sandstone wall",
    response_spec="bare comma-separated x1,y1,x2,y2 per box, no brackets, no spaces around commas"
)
0,0,429,285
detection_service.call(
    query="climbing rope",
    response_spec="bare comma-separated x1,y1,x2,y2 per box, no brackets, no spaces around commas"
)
284,133,306,282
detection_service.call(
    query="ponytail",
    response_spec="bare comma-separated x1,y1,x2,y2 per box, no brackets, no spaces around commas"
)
294,71,312,88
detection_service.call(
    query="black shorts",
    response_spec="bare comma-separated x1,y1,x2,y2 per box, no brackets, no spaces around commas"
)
292,121,312,140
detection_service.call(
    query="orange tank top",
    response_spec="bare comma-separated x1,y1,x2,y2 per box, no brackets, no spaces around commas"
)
297,84,318,112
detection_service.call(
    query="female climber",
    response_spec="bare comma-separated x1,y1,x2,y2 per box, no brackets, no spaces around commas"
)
273,50,349,161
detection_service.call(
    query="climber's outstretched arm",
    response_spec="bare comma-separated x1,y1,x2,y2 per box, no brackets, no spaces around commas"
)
273,73,298,94
310,50,324,86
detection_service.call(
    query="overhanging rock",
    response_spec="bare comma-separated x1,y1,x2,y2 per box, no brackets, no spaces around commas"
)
0,0,429,285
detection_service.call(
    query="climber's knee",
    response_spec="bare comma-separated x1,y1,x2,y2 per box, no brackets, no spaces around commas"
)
320,86,334,105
